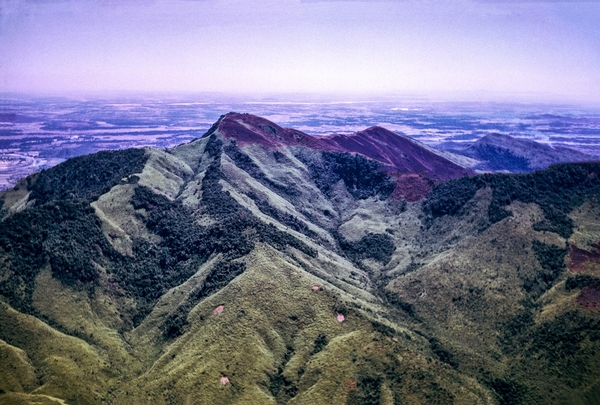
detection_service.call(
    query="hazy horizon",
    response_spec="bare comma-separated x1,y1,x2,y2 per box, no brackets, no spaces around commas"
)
1,0,600,105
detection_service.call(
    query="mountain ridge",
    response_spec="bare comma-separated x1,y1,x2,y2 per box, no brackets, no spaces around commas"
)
216,112,473,178
0,113,599,405
441,132,593,173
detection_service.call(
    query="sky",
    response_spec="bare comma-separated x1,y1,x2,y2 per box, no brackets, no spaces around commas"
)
1,0,600,103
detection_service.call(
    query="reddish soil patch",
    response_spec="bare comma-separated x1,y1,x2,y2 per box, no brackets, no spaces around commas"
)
343,380,357,394
218,115,283,148
319,127,473,181
577,283,600,309
390,172,433,202
568,242,600,273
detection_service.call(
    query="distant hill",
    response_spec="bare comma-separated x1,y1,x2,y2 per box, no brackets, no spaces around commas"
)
1,113,600,405
446,132,593,173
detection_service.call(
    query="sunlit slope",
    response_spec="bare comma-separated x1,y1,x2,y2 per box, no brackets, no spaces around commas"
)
0,113,599,404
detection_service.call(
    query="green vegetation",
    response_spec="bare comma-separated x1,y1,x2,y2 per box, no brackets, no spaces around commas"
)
503,310,534,343
423,174,483,217
424,162,600,238
0,200,116,313
204,133,224,159
382,290,416,317
486,378,525,405
335,232,396,265
2,135,315,327
526,311,600,365
123,169,316,323
164,261,247,338
346,375,382,405
199,136,316,258
119,135,316,325
527,241,568,298
248,192,319,239
0,148,148,313
429,337,458,369
566,274,600,291
3,123,600,405
502,310,600,401
295,150,395,200
312,333,328,355
28,148,147,204
224,141,300,197
268,345,298,404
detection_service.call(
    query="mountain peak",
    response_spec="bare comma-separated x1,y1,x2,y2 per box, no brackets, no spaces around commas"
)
214,112,285,147
208,114,473,182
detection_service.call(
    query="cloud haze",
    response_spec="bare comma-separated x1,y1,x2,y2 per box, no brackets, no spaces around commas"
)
1,0,599,103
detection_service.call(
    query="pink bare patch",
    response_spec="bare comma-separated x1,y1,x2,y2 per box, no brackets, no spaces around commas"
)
213,305,224,316
343,379,357,394
312,285,320,291
337,313,345,322
220,376,229,386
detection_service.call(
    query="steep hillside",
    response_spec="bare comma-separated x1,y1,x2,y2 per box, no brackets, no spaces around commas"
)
0,113,599,405
214,112,473,201
444,133,592,173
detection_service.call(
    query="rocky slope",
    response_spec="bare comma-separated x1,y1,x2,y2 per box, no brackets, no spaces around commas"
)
0,113,599,405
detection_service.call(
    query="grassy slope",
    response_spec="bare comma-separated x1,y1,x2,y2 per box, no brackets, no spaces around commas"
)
114,244,490,405
387,171,600,404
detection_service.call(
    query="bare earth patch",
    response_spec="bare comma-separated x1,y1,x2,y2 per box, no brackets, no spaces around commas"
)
578,283,600,309
568,242,600,274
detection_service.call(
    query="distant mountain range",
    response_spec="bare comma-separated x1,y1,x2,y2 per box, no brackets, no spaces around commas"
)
439,132,594,173
1,113,599,405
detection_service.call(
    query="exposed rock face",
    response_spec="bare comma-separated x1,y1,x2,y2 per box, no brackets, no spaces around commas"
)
0,113,600,405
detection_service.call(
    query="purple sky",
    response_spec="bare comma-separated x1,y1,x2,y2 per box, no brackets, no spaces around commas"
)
1,0,599,103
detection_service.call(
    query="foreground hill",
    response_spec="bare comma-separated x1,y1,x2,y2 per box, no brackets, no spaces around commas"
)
441,132,593,173
0,113,599,405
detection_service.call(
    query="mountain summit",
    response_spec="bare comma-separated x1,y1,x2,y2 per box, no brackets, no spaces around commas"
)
1,114,599,405
216,112,472,180
213,112,473,201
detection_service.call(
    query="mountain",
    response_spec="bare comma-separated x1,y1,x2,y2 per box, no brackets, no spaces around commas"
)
1,113,600,405
441,132,593,173
215,112,473,177
215,112,473,202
